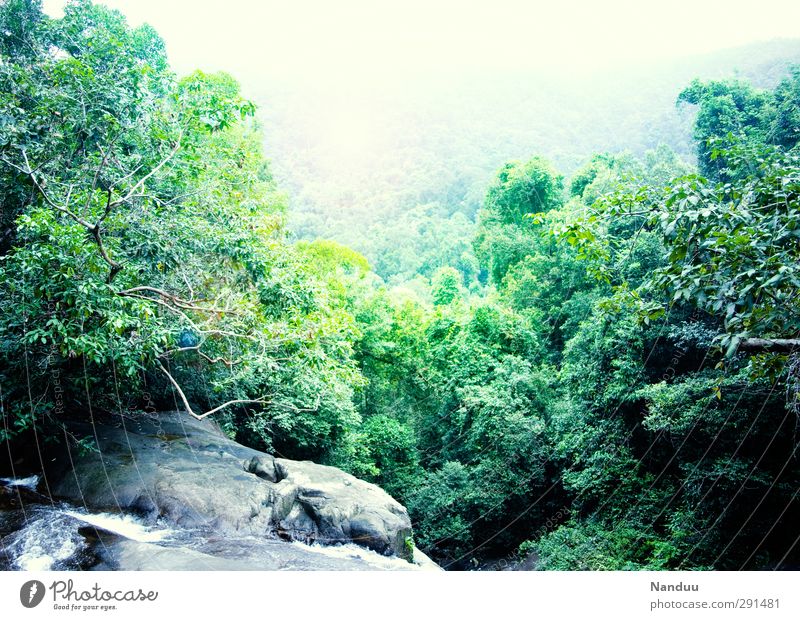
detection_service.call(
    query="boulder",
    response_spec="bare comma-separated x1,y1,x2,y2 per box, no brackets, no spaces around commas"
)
47,411,415,560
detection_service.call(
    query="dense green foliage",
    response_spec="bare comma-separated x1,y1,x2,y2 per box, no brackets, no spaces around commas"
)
0,0,362,459
337,70,800,569
678,70,800,179
1,0,798,571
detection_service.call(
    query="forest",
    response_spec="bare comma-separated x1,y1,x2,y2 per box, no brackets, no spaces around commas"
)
1,0,799,571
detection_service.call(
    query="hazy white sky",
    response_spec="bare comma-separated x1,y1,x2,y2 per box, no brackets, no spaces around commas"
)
42,0,800,82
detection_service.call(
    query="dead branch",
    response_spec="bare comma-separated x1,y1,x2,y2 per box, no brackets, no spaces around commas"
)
157,360,268,420
118,290,256,348
108,135,182,209
198,351,240,367
116,291,200,331
116,285,236,315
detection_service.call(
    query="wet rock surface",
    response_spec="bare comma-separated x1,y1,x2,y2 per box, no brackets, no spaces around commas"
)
0,411,442,571
45,411,419,562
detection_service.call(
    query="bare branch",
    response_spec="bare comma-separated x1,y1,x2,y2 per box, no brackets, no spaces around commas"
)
98,188,113,225
118,291,255,345
198,351,240,367
90,211,123,283
157,360,267,420
16,150,95,229
3,151,123,281
0,155,32,176
118,285,202,305
278,396,322,414
116,285,238,315
110,159,147,192
109,133,182,209
117,291,200,331
86,139,116,211
179,269,196,300
199,329,258,342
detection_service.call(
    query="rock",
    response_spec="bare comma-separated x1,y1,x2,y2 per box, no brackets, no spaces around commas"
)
244,455,286,483
0,481,48,511
410,547,442,571
89,530,426,571
0,499,433,571
46,411,417,561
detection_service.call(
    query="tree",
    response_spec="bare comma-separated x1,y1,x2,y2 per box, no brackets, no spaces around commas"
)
431,266,463,306
677,71,800,181
0,0,362,463
772,67,800,149
654,148,800,357
474,156,564,284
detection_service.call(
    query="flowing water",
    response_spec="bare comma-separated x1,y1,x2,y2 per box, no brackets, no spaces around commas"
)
0,476,425,571
0,476,177,570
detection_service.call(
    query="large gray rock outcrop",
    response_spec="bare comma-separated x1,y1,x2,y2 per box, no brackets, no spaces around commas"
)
48,411,415,560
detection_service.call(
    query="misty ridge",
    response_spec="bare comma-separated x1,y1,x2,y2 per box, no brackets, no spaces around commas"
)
253,38,800,281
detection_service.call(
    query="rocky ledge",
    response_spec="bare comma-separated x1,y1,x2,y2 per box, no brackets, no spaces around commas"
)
44,411,433,567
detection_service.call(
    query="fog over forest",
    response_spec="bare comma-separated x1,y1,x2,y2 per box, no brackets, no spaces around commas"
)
254,39,800,280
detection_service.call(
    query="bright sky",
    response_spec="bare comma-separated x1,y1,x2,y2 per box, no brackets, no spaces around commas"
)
39,0,800,174
41,0,800,82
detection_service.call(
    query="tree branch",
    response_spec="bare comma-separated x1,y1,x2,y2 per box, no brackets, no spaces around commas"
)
90,215,123,283
10,150,95,229
157,360,267,420
3,133,182,284
3,150,123,280
109,159,146,190
198,351,240,367
86,139,117,211
118,290,255,348
739,338,800,354
116,285,236,315
109,134,182,209
116,291,200,331
159,345,240,368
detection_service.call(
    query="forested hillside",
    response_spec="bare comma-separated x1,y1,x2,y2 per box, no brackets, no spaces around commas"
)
1,0,799,571
257,39,800,283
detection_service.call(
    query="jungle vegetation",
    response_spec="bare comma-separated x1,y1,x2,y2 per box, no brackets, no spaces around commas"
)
1,0,798,569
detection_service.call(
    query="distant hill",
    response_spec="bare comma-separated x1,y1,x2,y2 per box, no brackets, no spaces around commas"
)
251,38,800,280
